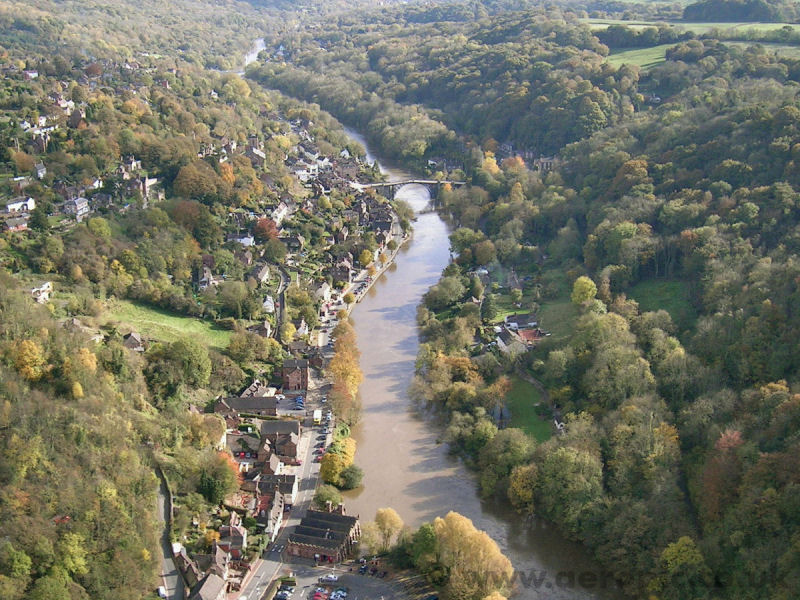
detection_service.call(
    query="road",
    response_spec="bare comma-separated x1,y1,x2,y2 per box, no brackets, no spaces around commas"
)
156,475,184,600
237,378,328,599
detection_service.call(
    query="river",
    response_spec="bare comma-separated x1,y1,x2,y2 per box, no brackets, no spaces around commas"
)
341,129,623,600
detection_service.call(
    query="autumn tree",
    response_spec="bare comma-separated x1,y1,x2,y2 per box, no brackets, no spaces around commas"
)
13,339,46,381
571,276,597,305
374,508,404,551
433,511,513,600
253,218,279,242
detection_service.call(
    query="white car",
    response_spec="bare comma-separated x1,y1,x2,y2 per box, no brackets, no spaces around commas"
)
319,574,339,583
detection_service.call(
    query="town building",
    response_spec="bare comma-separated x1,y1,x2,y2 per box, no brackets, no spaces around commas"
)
281,359,309,391
286,505,361,563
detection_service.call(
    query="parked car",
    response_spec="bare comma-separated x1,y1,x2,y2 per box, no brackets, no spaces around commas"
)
319,574,339,583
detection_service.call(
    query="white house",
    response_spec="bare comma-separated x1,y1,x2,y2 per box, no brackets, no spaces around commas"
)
315,282,332,303
30,282,53,304
5,197,35,213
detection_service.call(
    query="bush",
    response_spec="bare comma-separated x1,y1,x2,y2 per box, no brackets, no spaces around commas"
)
313,484,343,510
338,464,364,490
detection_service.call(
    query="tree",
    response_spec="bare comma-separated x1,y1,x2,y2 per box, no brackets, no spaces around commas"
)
649,536,712,600
14,339,46,381
253,218,279,242
170,338,211,388
571,276,597,305
280,321,296,343
409,523,438,571
481,294,498,322
478,428,535,498
473,240,497,265
433,511,513,599
320,451,347,485
87,217,111,240
56,533,88,576
263,238,288,263
536,446,603,535
0,542,31,586
198,452,240,505
343,292,355,305
29,206,50,232
508,463,537,514
358,249,373,267
313,485,343,510
374,508,404,551
510,288,522,304
338,464,364,490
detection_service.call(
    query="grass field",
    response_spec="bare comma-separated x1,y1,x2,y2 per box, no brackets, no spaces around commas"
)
104,300,234,350
629,279,698,331
505,375,552,442
608,40,800,68
608,44,673,68
584,18,800,34
538,298,579,342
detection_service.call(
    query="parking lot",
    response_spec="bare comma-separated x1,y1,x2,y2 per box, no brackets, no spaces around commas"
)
267,564,409,600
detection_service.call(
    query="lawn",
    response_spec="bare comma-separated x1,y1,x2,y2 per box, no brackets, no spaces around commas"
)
584,18,800,35
629,279,698,331
608,44,672,69
505,375,552,442
537,298,578,343
103,300,234,350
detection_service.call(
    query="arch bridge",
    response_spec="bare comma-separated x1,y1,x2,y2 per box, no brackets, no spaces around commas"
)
350,179,466,199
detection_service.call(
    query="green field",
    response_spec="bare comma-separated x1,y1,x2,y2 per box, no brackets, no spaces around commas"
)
104,300,233,350
629,279,698,331
505,375,552,442
608,44,672,68
608,39,800,68
584,18,800,35
537,298,579,342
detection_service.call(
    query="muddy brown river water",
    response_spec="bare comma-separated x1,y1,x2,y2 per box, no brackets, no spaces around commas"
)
340,129,623,599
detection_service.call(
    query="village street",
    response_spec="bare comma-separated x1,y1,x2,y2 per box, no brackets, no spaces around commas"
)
236,369,331,600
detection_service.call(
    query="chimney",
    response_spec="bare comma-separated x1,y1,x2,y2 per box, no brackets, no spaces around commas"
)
325,500,333,513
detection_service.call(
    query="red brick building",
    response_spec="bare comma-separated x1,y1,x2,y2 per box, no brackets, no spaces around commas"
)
281,359,309,391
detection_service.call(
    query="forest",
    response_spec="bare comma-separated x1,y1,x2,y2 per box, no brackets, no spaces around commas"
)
4,0,800,599
248,2,800,599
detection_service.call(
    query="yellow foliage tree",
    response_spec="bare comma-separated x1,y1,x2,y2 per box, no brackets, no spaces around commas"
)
13,339,46,381
433,511,513,599
76,348,97,373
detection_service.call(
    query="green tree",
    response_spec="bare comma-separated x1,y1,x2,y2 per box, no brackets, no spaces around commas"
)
536,446,603,535
571,276,597,305
263,238,288,263
481,294,498,322
170,338,211,388
649,536,712,600
338,464,364,490
478,428,535,498
87,217,111,240
312,485,343,510
358,249,373,267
